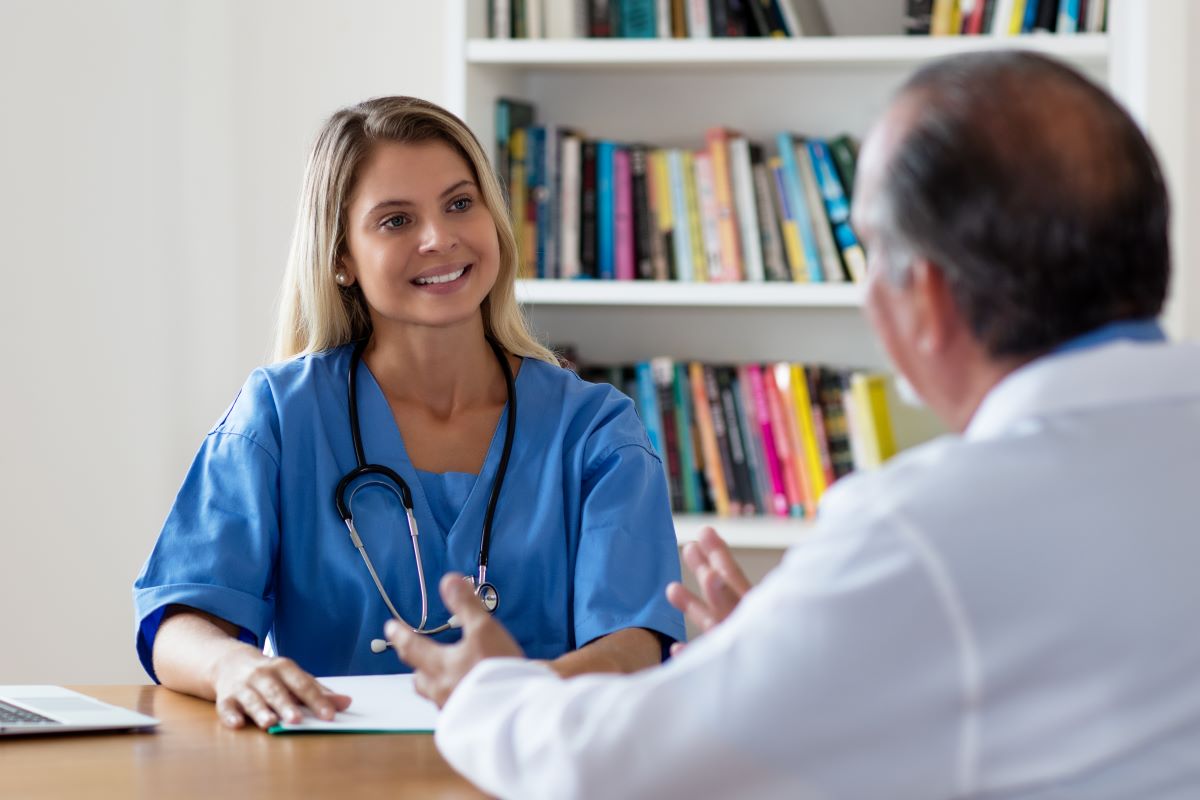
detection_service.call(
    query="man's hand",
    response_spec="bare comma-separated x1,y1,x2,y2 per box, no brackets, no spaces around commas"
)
665,526,752,656
387,573,525,708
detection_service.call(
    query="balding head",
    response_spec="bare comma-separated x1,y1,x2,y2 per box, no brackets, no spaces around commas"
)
860,51,1170,358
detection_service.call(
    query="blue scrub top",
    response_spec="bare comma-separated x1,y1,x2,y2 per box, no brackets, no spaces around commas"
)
133,345,685,680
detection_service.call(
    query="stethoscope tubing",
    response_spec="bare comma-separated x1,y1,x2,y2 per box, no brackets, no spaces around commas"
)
336,336,516,642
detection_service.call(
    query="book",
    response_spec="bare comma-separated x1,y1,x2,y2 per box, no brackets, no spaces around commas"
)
688,362,730,515
736,365,773,514
905,0,934,33
808,139,866,282
704,365,742,513
546,0,587,37
788,364,828,511
620,0,658,37
795,140,846,283
634,361,666,458
667,149,696,281
686,0,711,37
630,146,656,280
775,0,832,36
614,146,635,281
693,151,725,281
768,367,806,515
682,151,709,282
558,133,582,278
770,156,809,283
777,133,824,281
745,365,790,516
729,137,765,282
849,373,897,468
705,128,746,282
715,366,755,513
490,0,513,38
651,358,685,510
827,135,858,202
509,127,531,278
648,149,675,280
596,140,617,279
672,361,704,512
751,148,790,282
495,98,535,197
579,139,599,278
931,0,958,35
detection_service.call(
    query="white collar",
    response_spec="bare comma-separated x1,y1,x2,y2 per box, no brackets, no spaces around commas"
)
965,340,1200,441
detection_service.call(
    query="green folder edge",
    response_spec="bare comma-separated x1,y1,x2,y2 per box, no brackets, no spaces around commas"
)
268,725,433,735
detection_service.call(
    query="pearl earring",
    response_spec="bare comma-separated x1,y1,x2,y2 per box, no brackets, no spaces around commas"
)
335,272,347,285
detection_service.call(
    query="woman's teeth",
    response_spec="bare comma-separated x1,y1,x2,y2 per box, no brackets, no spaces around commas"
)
414,267,467,285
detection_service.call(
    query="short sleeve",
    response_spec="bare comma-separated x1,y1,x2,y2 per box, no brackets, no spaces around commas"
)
131,373,283,682
573,411,686,652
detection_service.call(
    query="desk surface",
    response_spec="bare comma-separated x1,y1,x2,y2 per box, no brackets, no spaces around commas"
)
0,685,487,799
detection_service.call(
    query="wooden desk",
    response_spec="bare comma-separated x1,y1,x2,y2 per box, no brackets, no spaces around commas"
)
0,685,488,799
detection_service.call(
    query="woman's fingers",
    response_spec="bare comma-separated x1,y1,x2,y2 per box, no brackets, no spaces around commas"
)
214,695,246,729
236,685,280,729
278,668,349,721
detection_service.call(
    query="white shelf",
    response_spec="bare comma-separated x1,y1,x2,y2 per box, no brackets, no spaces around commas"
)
467,33,1109,70
674,514,812,549
516,279,863,308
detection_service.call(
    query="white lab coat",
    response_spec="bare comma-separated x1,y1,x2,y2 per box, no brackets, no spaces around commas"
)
436,339,1200,799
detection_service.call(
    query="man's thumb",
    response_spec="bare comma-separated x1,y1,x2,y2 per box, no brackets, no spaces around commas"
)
440,573,487,624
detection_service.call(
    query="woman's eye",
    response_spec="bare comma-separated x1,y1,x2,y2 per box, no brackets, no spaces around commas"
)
383,215,409,229
449,197,473,212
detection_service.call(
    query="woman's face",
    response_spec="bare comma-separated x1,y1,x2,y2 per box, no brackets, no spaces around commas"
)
340,138,501,333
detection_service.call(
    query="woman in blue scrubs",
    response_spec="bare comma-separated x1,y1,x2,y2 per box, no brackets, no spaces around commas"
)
133,96,685,730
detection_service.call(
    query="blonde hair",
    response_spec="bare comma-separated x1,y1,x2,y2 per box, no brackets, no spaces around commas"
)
272,96,556,365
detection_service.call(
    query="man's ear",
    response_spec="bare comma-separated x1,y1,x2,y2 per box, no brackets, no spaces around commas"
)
907,258,958,357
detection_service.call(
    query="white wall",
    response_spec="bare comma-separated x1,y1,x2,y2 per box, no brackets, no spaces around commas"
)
0,0,450,683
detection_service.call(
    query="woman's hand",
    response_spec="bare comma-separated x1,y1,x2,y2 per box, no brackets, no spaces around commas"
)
210,649,352,730
665,526,752,655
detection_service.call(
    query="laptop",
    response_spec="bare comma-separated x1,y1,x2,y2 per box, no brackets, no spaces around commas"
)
0,685,159,736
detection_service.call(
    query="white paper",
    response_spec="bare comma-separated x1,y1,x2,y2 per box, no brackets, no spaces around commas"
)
269,674,439,734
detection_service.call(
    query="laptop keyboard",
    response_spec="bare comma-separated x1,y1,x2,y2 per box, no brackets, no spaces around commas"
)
0,700,57,725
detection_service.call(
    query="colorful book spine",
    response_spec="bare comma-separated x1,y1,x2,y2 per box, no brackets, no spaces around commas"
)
634,361,666,457
770,156,808,282
666,149,695,282
673,361,704,512
579,139,598,278
688,361,729,515
795,140,845,283
558,133,582,279
765,366,806,517
752,151,789,282
705,128,745,282
747,364,790,516
647,149,674,281
789,364,829,507
808,139,867,283
510,127,531,278
682,151,708,282
693,152,724,282
614,147,635,281
776,133,824,282
596,140,617,280
729,137,765,282
706,366,743,514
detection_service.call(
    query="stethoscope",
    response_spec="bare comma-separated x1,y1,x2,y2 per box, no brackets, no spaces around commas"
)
334,336,516,654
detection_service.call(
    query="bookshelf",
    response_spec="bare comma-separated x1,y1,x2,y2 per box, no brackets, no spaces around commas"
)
443,0,1193,550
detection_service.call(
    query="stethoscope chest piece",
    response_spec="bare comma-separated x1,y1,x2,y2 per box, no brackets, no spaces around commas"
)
476,582,500,613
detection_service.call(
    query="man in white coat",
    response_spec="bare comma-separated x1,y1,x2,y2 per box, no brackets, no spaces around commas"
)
386,51,1200,799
